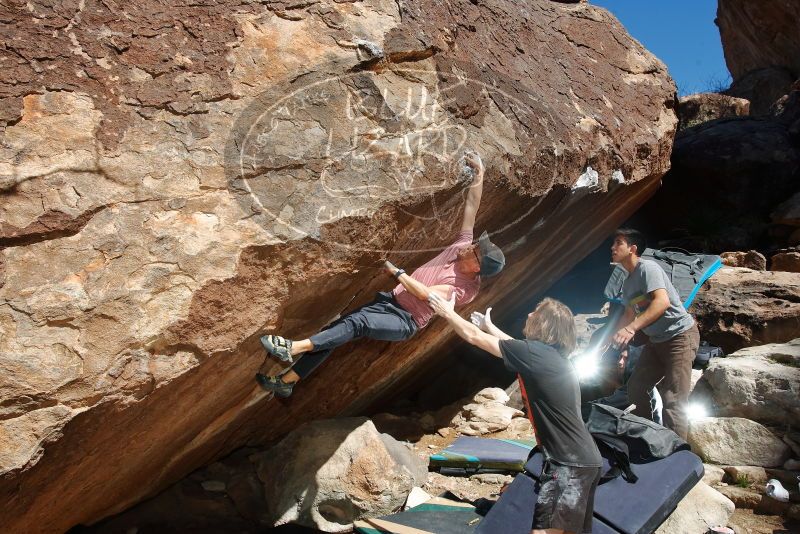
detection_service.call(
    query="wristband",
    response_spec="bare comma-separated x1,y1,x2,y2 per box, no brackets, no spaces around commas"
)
624,327,635,335
393,268,406,279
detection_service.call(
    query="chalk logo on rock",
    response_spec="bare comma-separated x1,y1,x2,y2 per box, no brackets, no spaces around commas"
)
226,63,554,253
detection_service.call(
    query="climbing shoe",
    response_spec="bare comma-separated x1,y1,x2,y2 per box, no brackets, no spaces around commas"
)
255,373,294,398
260,334,293,363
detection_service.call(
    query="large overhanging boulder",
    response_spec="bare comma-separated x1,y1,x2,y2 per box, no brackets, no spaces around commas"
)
0,0,676,531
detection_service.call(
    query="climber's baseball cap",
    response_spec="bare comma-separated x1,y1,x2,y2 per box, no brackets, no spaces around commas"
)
478,231,505,277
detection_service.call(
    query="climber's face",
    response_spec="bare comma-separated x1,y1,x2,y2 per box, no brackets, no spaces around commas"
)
456,244,481,274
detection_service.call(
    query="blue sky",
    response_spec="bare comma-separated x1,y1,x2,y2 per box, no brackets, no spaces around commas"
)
591,0,731,96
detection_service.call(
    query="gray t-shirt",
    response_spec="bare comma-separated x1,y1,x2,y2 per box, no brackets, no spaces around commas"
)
622,259,695,343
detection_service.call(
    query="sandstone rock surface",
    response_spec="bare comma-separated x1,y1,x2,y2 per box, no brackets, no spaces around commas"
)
638,116,800,251
654,481,735,534
688,417,791,467
449,387,525,436
725,67,796,116
0,0,677,531
256,418,426,532
771,252,800,273
678,92,749,129
717,0,800,83
721,251,766,271
691,339,800,426
692,268,800,353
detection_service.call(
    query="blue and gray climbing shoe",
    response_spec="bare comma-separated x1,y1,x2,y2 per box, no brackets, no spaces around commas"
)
255,373,294,398
260,334,293,363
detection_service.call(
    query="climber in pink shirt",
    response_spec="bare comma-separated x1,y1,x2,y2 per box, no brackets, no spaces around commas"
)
256,152,505,398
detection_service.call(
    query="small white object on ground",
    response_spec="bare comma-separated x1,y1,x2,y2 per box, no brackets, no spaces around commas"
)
403,487,432,510
765,478,790,502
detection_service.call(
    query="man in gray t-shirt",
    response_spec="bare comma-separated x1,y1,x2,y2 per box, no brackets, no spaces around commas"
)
610,229,700,439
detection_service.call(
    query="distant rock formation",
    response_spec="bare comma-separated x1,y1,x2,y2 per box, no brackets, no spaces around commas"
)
717,0,800,114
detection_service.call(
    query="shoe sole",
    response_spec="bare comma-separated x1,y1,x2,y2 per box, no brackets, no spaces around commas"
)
260,336,293,363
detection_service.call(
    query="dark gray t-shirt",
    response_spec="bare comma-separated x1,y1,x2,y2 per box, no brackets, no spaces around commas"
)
499,339,601,467
622,259,695,343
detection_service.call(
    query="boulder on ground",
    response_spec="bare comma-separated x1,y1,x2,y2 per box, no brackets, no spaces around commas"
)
256,418,427,532
771,251,800,273
720,250,766,270
688,417,791,467
692,268,800,353
723,466,769,487
450,387,525,436
678,93,749,129
654,481,734,534
690,339,800,426
703,464,726,486
717,485,762,509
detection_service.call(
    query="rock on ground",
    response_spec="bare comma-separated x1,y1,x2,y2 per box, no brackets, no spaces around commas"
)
771,252,800,273
654,481,735,534
720,251,766,271
691,268,800,354
723,466,769,487
449,387,525,436
678,93,749,129
690,339,800,426
703,464,726,486
256,418,426,532
688,417,791,467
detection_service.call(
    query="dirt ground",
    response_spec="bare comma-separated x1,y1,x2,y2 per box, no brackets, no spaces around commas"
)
728,508,800,534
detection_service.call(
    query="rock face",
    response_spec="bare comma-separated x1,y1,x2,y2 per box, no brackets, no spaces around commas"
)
678,92,749,129
636,115,800,251
654,482,734,534
688,417,791,467
0,1,677,531
257,418,426,532
691,339,800,426
726,67,796,116
717,0,800,113
691,267,800,354
772,251,800,273
85,417,427,533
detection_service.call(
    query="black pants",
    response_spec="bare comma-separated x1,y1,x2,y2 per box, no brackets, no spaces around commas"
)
290,292,418,379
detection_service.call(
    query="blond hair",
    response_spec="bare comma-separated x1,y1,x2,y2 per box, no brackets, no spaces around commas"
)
522,298,577,357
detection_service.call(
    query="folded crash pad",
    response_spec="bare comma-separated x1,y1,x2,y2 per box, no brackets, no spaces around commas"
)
593,449,703,534
475,449,702,534
428,436,537,474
